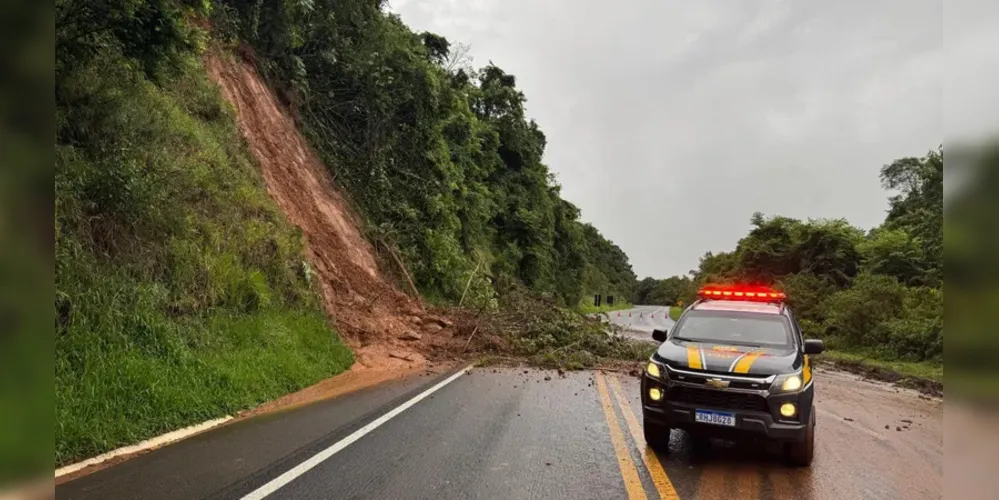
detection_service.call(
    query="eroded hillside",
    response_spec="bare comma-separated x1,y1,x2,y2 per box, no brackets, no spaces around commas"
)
205,52,457,372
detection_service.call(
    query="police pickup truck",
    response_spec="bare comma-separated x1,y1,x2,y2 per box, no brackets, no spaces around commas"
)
640,285,824,466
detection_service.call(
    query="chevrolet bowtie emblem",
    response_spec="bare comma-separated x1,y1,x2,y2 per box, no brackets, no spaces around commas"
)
706,378,730,389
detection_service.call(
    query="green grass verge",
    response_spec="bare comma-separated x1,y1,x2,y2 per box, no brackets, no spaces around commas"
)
668,306,683,321
579,298,632,315
821,350,943,383
56,310,352,465
55,51,354,466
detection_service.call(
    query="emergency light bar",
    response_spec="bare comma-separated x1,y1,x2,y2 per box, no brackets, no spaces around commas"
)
697,285,786,302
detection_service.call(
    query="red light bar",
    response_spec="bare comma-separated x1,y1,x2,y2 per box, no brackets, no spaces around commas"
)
697,285,786,302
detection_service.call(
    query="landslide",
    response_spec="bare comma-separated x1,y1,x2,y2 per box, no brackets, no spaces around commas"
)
204,51,459,373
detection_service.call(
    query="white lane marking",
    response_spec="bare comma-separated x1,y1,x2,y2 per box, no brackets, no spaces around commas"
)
240,365,475,500
55,416,234,478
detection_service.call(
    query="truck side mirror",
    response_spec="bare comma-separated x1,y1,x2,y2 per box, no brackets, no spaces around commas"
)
804,339,825,355
652,329,667,342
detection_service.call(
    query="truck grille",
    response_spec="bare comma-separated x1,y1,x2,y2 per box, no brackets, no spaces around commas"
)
667,386,769,412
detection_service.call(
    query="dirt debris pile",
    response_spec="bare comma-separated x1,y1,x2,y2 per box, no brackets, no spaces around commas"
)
205,52,461,371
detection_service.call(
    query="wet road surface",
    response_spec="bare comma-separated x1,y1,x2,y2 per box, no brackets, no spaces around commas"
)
601,305,677,343
57,365,941,500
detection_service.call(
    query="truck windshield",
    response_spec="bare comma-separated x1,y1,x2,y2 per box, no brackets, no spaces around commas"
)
670,310,792,347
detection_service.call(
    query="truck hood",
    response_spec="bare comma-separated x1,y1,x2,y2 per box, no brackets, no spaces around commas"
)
654,337,800,376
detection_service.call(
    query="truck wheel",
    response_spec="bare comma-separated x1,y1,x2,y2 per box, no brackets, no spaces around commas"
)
784,412,815,467
643,421,672,452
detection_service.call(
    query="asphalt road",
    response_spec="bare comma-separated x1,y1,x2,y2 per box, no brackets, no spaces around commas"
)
602,305,677,343
57,363,941,500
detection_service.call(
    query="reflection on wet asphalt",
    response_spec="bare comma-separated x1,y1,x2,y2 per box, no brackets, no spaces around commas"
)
597,304,676,343
57,365,941,500
614,368,941,500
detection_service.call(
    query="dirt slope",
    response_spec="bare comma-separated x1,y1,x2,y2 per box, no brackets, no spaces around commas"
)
204,51,456,374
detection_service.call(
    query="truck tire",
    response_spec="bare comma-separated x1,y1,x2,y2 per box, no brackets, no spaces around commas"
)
784,411,815,467
643,421,672,452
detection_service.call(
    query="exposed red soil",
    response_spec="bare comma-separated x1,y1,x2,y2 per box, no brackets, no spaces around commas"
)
204,50,465,376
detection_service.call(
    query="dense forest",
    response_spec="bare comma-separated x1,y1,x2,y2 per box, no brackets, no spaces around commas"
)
210,0,636,306
634,148,943,364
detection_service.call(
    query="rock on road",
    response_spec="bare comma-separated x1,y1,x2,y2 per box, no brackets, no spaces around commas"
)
56,364,941,500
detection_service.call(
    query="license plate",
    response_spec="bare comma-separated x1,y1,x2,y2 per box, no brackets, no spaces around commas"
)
694,409,736,427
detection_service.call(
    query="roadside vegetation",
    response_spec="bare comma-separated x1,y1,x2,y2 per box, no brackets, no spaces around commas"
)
462,285,655,370
209,0,636,309
633,148,944,382
668,306,683,321
579,297,633,315
55,1,359,466
55,0,641,469
820,350,943,383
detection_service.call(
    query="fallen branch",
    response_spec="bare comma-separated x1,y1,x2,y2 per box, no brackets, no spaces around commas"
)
462,325,480,353
378,239,423,311
458,258,482,308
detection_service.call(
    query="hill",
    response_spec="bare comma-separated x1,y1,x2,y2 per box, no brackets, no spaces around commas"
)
55,0,640,469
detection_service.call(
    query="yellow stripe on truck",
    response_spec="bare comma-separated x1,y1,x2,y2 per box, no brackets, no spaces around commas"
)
687,345,703,370
732,351,764,374
803,355,812,384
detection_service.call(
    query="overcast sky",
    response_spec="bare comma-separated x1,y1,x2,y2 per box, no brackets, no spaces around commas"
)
389,0,944,278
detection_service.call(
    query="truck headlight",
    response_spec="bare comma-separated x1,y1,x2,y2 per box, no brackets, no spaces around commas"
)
782,375,802,392
772,372,803,393
646,362,662,379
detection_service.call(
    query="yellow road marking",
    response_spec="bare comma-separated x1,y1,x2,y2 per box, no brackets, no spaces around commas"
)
687,345,703,369
595,372,648,500
733,351,764,373
607,375,681,500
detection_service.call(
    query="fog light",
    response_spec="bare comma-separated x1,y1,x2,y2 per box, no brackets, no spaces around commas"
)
649,387,664,401
780,402,797,418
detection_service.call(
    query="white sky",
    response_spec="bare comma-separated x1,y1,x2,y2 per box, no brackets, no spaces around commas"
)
389,0,952,278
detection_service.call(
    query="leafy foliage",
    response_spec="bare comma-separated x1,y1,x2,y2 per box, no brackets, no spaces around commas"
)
211,0,635,306
55,2,353,466
470,285,655,370
54,0,642,466
633,275,696,307
648,148,943,363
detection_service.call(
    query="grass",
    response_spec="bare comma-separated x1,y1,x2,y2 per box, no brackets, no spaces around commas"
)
821,350,943,383
668,306,683,321
579,299,632,315
56,309,352,465
55,51,354,466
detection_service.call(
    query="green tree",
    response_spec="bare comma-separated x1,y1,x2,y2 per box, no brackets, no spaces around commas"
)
879,147,943,285
858,228,928,286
